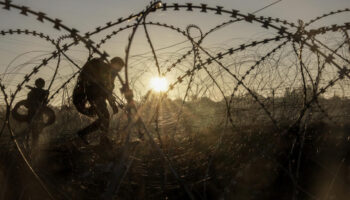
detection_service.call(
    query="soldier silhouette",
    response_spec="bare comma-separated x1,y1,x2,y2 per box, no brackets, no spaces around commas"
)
73,57,124,144
12,78,55,151
26,78,50,149
26,78,49,122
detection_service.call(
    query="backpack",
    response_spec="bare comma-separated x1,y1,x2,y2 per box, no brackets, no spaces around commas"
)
72,58,105,117
73,76,96,117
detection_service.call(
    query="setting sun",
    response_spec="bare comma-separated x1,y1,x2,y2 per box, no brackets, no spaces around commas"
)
150,77,169,92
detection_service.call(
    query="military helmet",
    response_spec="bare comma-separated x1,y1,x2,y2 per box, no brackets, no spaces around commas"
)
35,78,45,88
110,57,124,73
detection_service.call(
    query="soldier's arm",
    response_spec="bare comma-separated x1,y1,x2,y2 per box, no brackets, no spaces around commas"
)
25,85,34,90
107,94,118,114
44,90,49,101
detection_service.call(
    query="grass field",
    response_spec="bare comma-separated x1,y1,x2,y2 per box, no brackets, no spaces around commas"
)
1,92,350,200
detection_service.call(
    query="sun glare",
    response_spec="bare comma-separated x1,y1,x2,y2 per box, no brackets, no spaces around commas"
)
150,77,169,92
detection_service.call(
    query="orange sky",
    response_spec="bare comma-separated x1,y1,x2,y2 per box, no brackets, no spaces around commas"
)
0,0,349,102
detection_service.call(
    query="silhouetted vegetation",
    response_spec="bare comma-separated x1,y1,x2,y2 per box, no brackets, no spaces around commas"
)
1,90,349,199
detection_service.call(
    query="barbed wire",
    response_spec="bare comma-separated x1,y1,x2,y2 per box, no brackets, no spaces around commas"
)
0,1,349,199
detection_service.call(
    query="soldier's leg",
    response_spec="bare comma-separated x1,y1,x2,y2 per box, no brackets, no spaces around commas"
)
27,107,35,123
94,98,113,147
26,107,36,150
77,118,101,138
94,98,109,132
77,98,109,144
76,99,101,144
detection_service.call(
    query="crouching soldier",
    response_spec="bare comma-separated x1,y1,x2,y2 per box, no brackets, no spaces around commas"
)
73,57,124,144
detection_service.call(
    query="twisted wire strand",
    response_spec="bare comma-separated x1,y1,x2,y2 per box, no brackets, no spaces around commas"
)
1,1,350,199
